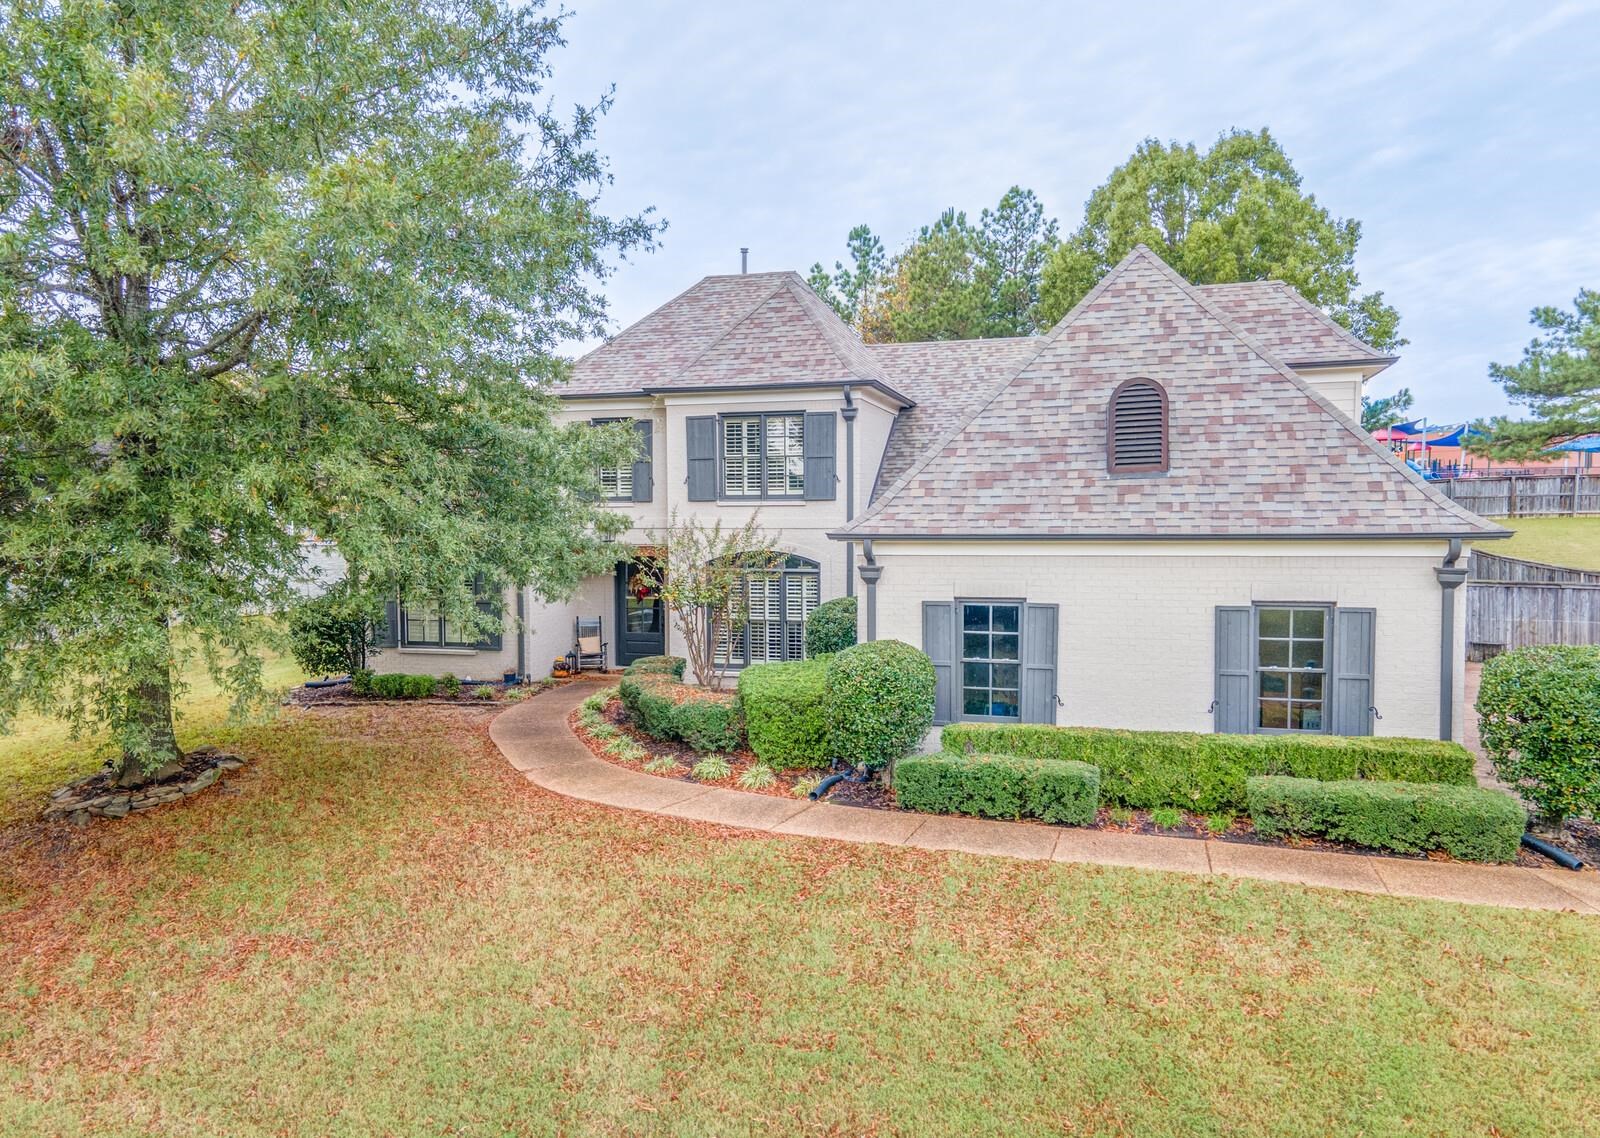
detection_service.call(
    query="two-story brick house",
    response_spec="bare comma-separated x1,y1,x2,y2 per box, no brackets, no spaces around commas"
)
375,245,1506,743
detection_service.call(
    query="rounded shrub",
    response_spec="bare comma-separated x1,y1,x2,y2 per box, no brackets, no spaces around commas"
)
1477,644,1600,830
824,640,936,771
804,596,857,657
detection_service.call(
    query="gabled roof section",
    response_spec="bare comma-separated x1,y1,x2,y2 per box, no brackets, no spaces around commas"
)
1199,280,1394,369
838,246,1505,541
561,271,909,405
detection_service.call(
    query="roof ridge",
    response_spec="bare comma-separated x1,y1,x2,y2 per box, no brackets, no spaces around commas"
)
848,247,1149,529
664,274,796,382
1130,250,1493,531
1267,280,1390,361
779,275,890,386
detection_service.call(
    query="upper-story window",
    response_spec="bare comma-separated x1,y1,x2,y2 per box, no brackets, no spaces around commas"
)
1107,379,1169,474
684,411,834,503
590,417,652,503
723,413,805,499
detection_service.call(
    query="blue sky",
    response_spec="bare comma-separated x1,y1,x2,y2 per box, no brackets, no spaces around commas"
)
546,0,1600,422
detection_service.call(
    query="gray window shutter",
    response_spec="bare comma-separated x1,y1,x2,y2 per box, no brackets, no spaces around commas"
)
473,596,504,652
1214,606,1252,734
1331,607,1376,736
631,418,653,503
1021,603,1058,724
686,415,717,501
376,599,400,649
803,411,837,501
923,601,956,726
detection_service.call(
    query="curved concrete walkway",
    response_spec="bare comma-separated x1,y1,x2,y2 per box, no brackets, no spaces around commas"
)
489,679,1600,915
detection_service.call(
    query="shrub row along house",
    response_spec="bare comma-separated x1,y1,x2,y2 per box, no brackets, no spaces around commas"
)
371,245,1506,742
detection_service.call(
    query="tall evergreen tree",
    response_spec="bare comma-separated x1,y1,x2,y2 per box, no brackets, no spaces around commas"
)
1039,129,1403,352
0,0,658,784
1476,289,1600,458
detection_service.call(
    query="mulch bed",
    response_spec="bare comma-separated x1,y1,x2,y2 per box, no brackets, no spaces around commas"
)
574,689,1587,870
570,692,831,799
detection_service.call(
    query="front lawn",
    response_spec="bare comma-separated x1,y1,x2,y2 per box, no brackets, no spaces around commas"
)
1487,515,1600,570
1,696,1598,1135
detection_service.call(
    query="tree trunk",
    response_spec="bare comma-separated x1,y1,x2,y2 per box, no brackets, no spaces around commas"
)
115,670,183,788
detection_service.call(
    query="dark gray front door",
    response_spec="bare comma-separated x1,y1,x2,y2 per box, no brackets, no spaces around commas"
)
615,560,665,666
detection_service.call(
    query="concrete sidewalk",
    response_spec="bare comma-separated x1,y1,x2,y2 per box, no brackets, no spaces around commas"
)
489,680,1599,916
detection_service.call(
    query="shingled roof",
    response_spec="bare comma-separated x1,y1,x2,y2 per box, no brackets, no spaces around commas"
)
1198,281,1395,368
837,246,1505,540
561,271,909,403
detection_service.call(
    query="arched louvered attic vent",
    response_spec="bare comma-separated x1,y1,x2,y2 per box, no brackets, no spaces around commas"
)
1107,379,1169,473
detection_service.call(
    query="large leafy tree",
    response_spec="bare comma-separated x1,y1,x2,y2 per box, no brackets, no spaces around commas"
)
809,186,1059,342
1474,289,1600,459
1039,129,1403,352
0,0,657,784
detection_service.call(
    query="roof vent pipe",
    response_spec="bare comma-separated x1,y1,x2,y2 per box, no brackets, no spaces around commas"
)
740,247,748,274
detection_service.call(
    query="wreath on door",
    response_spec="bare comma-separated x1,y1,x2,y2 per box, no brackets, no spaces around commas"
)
628,569,653,602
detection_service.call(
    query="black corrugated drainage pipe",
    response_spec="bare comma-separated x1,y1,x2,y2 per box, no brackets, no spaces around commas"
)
808,762,871,802
1522,832,1584,870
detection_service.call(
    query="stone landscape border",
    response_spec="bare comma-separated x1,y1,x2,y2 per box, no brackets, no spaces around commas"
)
489,678,1600,915
44,746,246,825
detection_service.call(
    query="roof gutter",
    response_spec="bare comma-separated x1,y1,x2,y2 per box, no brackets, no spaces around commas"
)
557,379,915,410
826,528,1514,543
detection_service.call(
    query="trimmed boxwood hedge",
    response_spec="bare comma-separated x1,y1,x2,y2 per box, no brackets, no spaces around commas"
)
896,753,1100,825
352,671,438,699
940,724,1474,814
737,657,831,769
826,640,936,770
618,665,741,753
1247,776,1526,863
804,596,857,657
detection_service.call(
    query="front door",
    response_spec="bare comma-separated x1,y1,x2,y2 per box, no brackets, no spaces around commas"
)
615,560,666,666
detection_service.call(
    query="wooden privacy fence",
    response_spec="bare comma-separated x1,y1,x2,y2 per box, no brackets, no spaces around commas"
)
1438,472,1600,517
1466,550,1600,660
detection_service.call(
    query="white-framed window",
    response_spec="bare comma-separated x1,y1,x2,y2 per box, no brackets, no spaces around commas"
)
591,417,635,501
714,555,821,668
960,601,1022,721
1255,605,1328,732
721,413,805,500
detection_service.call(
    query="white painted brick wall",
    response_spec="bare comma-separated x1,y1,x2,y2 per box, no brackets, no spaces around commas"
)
869,540,1466,741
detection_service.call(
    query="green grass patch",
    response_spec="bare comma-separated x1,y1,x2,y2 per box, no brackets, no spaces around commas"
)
1487,515,1600,571
0,694,1596,1134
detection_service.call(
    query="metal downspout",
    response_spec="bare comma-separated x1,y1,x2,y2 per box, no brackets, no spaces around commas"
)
843,386,857,598
515,586,527,682
858,539,880,641
1435,538,1466,741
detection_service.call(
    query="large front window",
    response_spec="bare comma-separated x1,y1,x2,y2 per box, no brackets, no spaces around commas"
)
961,601,1021,720
715,555,820,667
722,413,804,499
1256,606,1327,731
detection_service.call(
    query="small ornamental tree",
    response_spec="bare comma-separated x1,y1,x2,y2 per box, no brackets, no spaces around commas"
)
1476,645,1600,833
645,511,781,690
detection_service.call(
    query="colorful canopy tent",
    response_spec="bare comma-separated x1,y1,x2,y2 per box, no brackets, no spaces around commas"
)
1546,434,1600,453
